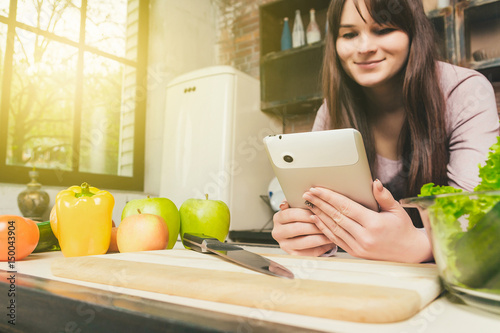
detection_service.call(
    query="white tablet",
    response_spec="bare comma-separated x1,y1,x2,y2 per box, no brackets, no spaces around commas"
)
263,128,379,211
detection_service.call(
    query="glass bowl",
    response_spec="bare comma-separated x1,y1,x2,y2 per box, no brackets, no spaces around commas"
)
401,190,500,313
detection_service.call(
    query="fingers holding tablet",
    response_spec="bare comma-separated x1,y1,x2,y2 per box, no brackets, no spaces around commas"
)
310,214,353,254
303,187,368,229
272,207,335,256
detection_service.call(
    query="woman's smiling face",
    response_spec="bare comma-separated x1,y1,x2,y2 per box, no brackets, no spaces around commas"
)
336,0,410,90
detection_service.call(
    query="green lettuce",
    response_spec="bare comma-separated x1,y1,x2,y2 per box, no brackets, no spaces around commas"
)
475,136,500,192
418,134,500,291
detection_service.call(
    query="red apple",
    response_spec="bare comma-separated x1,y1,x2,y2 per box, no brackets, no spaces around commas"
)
121,197,179,249
107,227,119,253
117,212,169,253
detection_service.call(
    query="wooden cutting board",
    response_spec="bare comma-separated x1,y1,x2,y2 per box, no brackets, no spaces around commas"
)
50,249,441,323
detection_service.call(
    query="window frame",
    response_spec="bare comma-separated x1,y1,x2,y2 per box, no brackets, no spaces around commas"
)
0,0,148,191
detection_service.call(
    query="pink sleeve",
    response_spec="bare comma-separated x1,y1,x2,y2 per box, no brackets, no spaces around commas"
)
444,69,500,191
312,102,331,131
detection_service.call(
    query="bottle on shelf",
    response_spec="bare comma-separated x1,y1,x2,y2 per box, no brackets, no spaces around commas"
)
281,17,292,51
292,9,305,48
306,8,321,44
437,0,450,8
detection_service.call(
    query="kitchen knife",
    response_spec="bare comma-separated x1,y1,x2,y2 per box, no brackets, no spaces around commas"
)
182,233,294,279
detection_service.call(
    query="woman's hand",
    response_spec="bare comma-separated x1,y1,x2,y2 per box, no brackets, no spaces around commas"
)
302,180,433,263
272,201,336,257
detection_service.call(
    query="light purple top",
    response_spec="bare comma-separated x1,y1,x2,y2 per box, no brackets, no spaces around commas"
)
312,62,500,198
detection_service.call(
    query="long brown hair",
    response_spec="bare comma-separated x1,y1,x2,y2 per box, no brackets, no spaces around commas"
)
322,0,449,197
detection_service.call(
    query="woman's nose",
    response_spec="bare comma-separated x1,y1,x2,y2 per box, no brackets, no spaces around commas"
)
356,34,377,53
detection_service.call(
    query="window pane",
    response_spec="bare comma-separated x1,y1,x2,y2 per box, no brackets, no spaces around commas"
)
80,52,136,176
86,0,138,60
7,28,77,170
16,0,81,42
0,1,8,17
0,23,6,104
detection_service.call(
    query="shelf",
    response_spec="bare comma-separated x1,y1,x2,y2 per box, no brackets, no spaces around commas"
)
427,6,456,64
261,95,323,116
260,42,325,114
259,0,330,56
261,41,325,62
259,0,329,115
457,0,500,67
469,57,500,70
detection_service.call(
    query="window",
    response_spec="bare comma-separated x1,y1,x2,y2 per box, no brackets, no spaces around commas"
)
0,0,148,191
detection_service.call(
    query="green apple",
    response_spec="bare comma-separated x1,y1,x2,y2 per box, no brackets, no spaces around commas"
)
179,194,230,247
121,197,180,249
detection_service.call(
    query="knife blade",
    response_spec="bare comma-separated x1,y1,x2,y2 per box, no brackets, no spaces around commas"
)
182,233,294,279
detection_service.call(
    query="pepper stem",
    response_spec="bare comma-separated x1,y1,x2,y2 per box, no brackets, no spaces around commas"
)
75,182,95,198
137,209,142,214
205,194,209,200
81,182,92,196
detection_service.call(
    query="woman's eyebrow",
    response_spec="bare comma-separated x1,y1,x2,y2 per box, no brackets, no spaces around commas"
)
339,24,356,28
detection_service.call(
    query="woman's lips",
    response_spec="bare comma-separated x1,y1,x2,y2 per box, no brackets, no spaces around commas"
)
355,59,384,69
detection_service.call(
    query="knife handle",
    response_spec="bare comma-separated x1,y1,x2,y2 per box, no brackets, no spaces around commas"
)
182,233,206,252
183,233,242,252
203,239,242,251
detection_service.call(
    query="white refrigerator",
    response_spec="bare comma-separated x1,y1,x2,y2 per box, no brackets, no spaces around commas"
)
159,66,279,233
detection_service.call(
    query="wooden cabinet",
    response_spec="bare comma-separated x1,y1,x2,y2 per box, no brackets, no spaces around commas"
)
259,0,330,115
428,6,457,64
456,0,500,72
428,0,500,81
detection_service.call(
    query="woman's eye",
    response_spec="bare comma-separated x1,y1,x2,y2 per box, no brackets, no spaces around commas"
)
341,32,357,39
375,28,395,35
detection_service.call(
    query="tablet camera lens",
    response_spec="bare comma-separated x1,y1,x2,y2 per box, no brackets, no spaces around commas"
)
283,155,293,163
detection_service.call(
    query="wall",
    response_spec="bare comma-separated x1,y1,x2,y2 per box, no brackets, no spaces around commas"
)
144,0,219,195
215,0,318,134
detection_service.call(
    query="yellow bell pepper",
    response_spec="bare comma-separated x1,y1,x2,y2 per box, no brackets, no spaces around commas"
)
56,182,114,257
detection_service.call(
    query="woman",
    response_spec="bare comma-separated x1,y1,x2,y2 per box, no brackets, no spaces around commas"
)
272,0,499,263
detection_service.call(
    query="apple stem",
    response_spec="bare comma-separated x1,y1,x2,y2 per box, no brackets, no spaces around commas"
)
205,194,209,200
137,209,142,214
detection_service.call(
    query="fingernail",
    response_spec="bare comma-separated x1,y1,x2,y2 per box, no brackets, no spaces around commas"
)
374,179,383,192
279,202,286,210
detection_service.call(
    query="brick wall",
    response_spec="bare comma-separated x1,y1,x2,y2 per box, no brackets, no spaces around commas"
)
214,0,316,133
215,0,271,78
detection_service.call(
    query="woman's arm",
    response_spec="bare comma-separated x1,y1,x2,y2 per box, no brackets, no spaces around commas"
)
442,65,499,190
